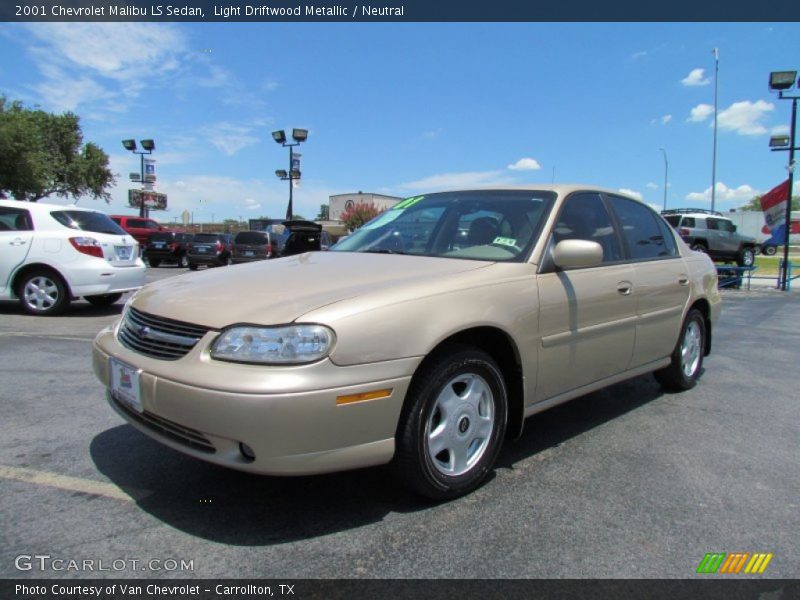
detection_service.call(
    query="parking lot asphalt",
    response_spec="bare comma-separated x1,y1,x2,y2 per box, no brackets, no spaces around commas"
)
0,267,798,579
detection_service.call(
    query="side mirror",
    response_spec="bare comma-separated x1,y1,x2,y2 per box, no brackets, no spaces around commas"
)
551,239,603,270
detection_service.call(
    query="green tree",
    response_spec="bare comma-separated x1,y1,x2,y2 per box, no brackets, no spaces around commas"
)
740,194,800,212
316,204,330,220
0,97,115,202
340,202,383,231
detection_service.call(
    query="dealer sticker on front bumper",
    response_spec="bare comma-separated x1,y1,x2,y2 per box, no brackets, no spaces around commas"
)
110,358,143,413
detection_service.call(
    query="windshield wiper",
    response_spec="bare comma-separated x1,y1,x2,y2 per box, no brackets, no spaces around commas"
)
362,248,406,255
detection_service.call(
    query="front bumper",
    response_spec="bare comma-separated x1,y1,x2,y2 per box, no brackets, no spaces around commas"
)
92,325,418,475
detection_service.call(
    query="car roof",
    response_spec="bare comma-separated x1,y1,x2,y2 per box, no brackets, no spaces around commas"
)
422,184,646,204
0,200,104,214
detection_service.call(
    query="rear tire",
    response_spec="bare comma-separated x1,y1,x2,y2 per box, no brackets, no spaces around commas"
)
85,293,123,308
395,347,508,500
655,309,705,392
17,270,70,316
148,258,162,268
188,263,198,271
762,245,777,256
178,254,189,268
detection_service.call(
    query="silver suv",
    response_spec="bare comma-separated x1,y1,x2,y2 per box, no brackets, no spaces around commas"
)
662,209,757,267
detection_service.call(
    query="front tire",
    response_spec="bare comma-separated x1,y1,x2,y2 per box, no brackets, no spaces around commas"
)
737,247,755,267
655,308,705,391
148,258,161,268
17,270,70,316
395,348,508,500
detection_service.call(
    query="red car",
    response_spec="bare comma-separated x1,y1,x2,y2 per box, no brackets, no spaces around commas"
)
109,215,169,247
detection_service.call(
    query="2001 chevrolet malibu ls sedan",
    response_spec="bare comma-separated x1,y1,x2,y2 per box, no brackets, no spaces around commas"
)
93,186,720,499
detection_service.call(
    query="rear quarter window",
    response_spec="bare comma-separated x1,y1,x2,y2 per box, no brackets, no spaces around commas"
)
50,211,126,235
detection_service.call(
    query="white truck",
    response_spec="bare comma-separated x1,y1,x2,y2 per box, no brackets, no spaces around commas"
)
725,210,800,255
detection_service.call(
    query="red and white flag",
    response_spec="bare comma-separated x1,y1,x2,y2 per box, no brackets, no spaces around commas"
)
759,179,790,232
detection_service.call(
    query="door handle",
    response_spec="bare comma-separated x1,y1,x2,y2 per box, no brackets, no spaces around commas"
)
10,238,27,246
617,281,633,296
678,276,689,286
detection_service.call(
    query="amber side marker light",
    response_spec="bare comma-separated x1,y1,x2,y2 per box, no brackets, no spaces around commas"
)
336,389,393,405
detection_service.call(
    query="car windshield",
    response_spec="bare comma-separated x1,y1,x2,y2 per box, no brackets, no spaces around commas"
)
51,210,127,235
331,190,555,262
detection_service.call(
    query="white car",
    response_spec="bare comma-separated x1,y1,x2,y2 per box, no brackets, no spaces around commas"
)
0,200,146,315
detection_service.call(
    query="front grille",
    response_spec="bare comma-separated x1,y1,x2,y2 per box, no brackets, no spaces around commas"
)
110,393,216,454
118,307,211,360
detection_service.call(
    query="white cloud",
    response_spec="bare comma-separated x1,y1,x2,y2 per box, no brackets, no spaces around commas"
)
717,100,774,136
422,128,444,139
686,182,758,203
619,188,643,201
688,104,714,122
689,100,776,136
681,68,710,87
507,158,541,171
203,123,260,156
244,198,262,210
661,114,672,125
399,170,515,191
646,182,659,190
771,124,790,136
630,51,647,61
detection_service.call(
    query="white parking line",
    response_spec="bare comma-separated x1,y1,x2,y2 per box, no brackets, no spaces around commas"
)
0,332,95,342
0,465,134,502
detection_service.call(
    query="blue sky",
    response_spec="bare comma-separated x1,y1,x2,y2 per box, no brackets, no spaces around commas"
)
0,22,798,223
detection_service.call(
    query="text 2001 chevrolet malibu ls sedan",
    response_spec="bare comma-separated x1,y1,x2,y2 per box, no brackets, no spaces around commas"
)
93,186,721,499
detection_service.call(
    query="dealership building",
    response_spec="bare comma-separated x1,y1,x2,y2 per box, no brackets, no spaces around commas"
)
328,192,402,221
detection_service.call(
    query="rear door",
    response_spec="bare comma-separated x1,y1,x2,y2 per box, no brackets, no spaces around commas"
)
0,206,34,295
607,195,690,367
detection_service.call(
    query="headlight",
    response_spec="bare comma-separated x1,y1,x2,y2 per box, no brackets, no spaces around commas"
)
210,324,335,364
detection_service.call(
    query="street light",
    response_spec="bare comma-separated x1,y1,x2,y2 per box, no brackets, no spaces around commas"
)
122,138,156,218
768,69,799,291
711,48,720,213
659,148,669,210
272,128,308,220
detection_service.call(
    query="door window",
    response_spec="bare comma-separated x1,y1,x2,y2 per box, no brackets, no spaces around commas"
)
551,193,622,264
609,196,677,260
0,207,33,231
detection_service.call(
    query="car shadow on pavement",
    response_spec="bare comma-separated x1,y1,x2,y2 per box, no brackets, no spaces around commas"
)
497,374,665,469
90,373,665,546
0,300,124,318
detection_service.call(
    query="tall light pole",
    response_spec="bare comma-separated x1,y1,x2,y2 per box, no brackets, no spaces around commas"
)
660,147,669,210
121,139,155,218
272,129,308,221
710,48,719,213
768,70,799,292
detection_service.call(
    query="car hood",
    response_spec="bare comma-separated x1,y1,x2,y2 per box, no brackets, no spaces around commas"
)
130,252,492,329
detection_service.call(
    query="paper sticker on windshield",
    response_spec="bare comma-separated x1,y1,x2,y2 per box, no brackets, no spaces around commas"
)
394,196,425,210
493,237,517,247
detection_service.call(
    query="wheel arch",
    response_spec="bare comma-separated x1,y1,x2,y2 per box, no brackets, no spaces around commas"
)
688,298,712,356
11,262,73,299
402,326,526,441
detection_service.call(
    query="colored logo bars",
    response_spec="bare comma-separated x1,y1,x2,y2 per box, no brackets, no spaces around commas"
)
696,552,773,574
